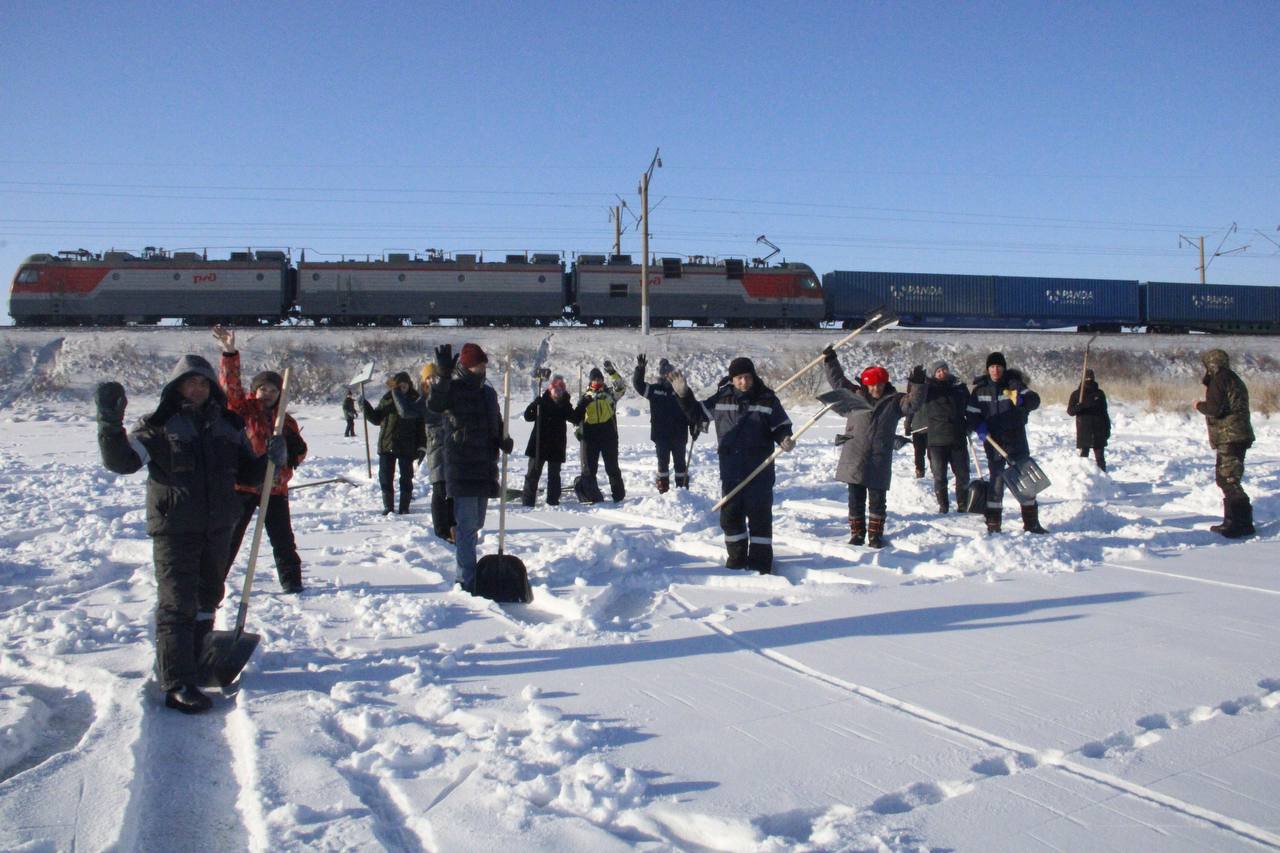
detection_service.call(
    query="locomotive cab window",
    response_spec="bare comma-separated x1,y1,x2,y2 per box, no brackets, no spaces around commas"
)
609,283,629,298
17,269,38,283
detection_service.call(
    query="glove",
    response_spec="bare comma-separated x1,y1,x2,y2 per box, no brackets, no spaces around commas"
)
603,359,616,374
975,423,989,443
500,436,514,455
1003,388,1021,405
669,371,688,396
285,432,306,467
434,343,457,374
779,436,796,452
266,435,287,467
95,382,127,427
415,447,427,465
822,344,838,363
909,364,927,384
636,353,647,370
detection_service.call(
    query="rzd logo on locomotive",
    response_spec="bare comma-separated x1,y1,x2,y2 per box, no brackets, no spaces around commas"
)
193,273,219,284
1046,289,1094,305
1192,293,1234,311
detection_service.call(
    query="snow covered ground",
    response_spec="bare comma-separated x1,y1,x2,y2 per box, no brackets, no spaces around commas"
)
1,328,1279,851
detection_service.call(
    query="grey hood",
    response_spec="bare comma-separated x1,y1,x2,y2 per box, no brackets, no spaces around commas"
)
160,354,226,406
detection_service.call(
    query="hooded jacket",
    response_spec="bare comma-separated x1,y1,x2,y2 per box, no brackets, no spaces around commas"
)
364,386,427,457
1066,380,1111,449
967,368,1041,458
633,365,691,443
825,359,924,490
676,368,792,487
1195,350,1254,449
98,355,268,535
428,366,502,498
574,369,627,440
917,374,970,448
524,389,575,462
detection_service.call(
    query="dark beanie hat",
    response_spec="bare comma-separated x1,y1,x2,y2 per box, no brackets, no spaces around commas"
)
986,351,1007,368
250,370,283,393
658,358,674,376
393,371,412,385
727,356,756,377
1085,368,1095,381
459,342,487,369
589,367,604,382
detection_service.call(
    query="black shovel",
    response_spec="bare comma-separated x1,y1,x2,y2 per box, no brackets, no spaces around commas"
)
984,434,1051,504
964,433,989,513
474,367,533,603
201,366,292,688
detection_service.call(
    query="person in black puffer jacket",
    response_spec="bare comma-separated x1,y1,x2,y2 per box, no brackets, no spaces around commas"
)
96,354,283,715
428,342,512,592
966,352,1046,535
364,371,427,515
1067,368,1110,471
634,355,694,492
521,373,575,506
919,361,972,513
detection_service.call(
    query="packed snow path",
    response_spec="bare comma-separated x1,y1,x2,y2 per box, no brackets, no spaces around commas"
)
1,394,1277,851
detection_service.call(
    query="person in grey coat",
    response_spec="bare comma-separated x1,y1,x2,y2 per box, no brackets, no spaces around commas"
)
392,362,455,541
824,347,925,548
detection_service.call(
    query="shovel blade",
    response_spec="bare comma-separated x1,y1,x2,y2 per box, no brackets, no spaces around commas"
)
816,387,869,415
964,480,989,514
200,629,261,689
474,553,533,603
1003,458,1051,504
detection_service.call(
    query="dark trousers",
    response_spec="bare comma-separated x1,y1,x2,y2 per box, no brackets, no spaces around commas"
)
430,481,455,539
153,529,231,691
379,452,415,512
1215,445,1249,503
344,417,356,437
720,475,773,569
1078,446,1107,470
582,436,625,500
848,483,887,519
226,491,302,587
912,432,928,473
928,444,971,507
522,457,563,506
654,438,689,485
985,450,1036,508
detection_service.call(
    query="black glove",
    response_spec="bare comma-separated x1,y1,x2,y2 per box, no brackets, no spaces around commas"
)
603,359,616,374
415,447,427,465
434,344,457,374
822,344,838,363
94,382,127,427
500,435,514,454
909,364,927,384
636,353,647,370
266,435,287,467
286,432,307,467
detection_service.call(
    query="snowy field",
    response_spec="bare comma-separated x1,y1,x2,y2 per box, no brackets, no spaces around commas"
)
1,328,1279,851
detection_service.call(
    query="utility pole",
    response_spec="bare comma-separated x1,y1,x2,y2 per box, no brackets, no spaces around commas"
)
639,148,661,335
1181,223,1247,284
1178,234,1206,284
611,205,622,256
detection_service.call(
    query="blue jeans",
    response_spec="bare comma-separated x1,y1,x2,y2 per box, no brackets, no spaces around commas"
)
453,495,489,587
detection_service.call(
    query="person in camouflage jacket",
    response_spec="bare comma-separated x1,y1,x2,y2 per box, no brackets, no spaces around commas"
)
1195,348,1255,538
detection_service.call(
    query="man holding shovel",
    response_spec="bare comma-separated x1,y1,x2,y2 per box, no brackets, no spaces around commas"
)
95,355,286,714
672,357,794,573
967,352,1047,534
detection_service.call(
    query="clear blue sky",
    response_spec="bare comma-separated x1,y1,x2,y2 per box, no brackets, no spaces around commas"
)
2,0,1276,320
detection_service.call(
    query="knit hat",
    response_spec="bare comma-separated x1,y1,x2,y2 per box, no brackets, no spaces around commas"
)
1084,368,1095,381
549,375,567,394
251,370,283,393
589,367,604,383
930,360,948,375
420,363,438,383
859,365,889,386
459,342,488,369
1202,349,1229,370
727,356,756,378
986,351,1007,369
658,358,674,377
393,371,413,386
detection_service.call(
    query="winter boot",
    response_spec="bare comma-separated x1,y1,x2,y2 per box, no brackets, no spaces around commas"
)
1221,499,1255,539
748,543,774,574
278,562,304,594
725,538,749,569
675,472,689,489
656,476,670,494
1210,498,1230,534
381,490,395,516
849,516,866,546
915,466,926,479
609,475,626,503
985,508,1003,535
1021,504,1047,534
398,493,412,515
867,515,886,549
520,474,538,507
935,486,949,514
165,684,213,715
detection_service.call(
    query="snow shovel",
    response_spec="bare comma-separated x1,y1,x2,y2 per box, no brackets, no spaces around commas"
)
963,433,989,514
349,361,375,480
202,367,292,689
983,434,1051,504
474,367,533,603
774,306,898,395
289,475,359,492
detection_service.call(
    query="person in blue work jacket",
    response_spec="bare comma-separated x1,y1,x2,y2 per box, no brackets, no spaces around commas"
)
633,354,695,492
671,357,794,574
967,351,1046,535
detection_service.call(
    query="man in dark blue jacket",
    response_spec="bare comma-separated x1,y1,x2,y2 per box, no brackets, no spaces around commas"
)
672,357,794,573
966,351,1046,534
633,355,694,492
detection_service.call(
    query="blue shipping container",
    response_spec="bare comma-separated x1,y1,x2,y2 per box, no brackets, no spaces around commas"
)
1143,282,1280,330
994,277,1140,326
824,271,994,324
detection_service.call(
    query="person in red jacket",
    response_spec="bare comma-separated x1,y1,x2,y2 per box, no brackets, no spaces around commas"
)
213,326,307,593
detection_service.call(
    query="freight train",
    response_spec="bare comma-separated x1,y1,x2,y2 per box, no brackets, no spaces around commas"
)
8,247,1279,333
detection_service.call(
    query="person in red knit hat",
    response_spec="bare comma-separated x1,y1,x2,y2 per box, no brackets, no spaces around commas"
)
213,325,307,593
